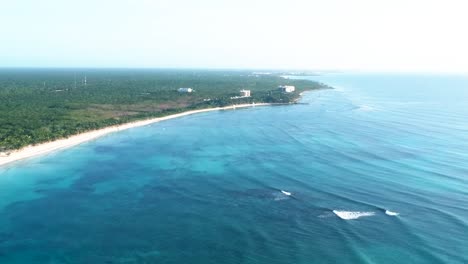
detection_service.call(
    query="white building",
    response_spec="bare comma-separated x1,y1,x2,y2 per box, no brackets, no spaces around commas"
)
240,89,251,97
178,88,193,93
278,85,295,93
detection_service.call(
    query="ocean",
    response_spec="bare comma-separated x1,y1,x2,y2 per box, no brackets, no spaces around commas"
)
0,73,467,263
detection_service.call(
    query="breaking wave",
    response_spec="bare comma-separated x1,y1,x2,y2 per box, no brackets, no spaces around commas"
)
333,210,375,220
385,210,399,216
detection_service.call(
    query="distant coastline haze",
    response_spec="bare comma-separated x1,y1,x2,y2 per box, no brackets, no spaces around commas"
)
1,0,467,73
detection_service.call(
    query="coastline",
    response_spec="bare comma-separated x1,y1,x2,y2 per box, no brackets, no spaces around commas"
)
0,103,274,167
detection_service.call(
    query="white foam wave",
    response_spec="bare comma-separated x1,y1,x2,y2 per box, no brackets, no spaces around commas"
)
281,190,292,196
272,192,288,201
333,210,375,220
385,210,399,216
273,195,287,201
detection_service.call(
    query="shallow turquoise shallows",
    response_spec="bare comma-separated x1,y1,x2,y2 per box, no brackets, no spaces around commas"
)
0,74,467,263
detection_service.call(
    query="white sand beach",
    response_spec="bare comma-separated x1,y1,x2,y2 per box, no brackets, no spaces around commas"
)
0,103,271,167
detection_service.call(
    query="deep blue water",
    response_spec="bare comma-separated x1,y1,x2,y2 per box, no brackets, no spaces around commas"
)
0,74,467,263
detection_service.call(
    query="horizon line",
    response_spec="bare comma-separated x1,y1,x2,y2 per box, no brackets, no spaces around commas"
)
0,66,466,76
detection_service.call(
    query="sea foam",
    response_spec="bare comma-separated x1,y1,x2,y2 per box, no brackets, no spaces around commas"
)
333,210,375,220
385,210,399,216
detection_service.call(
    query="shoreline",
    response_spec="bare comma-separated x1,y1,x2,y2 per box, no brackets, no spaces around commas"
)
0,103,275,168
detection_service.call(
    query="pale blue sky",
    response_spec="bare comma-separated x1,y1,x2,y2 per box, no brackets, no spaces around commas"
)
1,0,467,72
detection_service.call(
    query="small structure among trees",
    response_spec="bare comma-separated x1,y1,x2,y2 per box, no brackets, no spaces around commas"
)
240,89,251,97
178,88,193,93
278,85,295,93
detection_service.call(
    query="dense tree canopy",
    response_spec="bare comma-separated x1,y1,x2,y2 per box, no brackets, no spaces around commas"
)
0,69,327,151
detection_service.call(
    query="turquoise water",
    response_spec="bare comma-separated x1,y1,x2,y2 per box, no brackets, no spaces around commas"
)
0,74,467,263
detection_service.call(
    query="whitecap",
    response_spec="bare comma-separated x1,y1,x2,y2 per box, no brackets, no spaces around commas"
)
385,210,399,216
281,190,292,196
333,210,375,220
273,194,288,201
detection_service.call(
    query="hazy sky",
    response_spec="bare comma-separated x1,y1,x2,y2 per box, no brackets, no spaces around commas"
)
1,0,467,73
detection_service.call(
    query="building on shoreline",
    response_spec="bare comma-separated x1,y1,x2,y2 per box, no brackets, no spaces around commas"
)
178,88,193,93
278,85,295,93
231,89,251,99
240,89,251,97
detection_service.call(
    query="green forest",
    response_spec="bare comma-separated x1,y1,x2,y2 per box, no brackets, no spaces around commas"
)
0,69,327,151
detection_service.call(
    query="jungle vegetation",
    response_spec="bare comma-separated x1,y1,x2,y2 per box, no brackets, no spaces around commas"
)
0,69,327,151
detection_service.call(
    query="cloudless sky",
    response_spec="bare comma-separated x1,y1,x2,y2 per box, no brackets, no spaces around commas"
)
1,0,467,73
